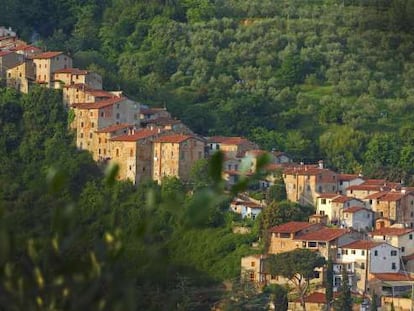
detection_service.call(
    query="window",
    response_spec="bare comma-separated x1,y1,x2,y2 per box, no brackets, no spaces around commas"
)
98,149,101,155
308,242,317,248
249,272,254,281
251,261,255,267
91,122,95,128
80,133,83,138
100,112,104,117
81,122,84,128
410,234,413,240
306,185,311,192
392,262,397,270
89,133,92,139
130,149,134,157
117,104,120,109
361,250,365,256
98,138,101,143
320,210,325,216
90,112,93,116
360,262,365,269
374,250,378,256
391,250,397,256
116,113,120,119
351,250,356,255
369,199,373,205
321,199,326,204
129,165,132,171
332,186,335,191
116,149,119,157
401,247,405,253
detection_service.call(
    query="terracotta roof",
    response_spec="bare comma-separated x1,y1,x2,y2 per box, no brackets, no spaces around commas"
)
318,193,339,199
0,50,14,57
96,123,134,133
283,166,336,178
332,195,358,203
347,184,384,192
12,44,41,52
343,206,370,213
338,174,362,181
32,51,63,59
381,192,406,201
54,68,88,75
364,191,388,199
72,97,124,109
370,227,414,237
341,240,384,250
295,228,348,242
110,129,159,142
371,273,414,282
154,134,200,143
269,221,316,234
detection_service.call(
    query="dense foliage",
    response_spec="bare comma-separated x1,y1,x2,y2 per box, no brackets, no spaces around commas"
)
3,0,414,181
0,88,256,309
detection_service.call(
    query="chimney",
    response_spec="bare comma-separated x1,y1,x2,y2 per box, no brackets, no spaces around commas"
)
318,160,324,169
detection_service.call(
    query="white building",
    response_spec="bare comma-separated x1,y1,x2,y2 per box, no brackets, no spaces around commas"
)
230,199,264,219
370,226,414,258
341,206,374,231
337,173,364,195
337,240,400,293
316,194,365,224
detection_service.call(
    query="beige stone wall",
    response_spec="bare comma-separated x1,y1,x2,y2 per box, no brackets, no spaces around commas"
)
62,86,94,106
33,54,72,86
153,138,205,183
54,71,102,90
268,233,300,254
6,61,34,93
109,138,154,184
178,139,205,181
375,201,399,221
0,52,22,78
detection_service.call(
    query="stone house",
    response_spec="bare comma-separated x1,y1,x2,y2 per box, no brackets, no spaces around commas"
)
11,44,42,57
6,59,35,93
337,173,364,195
53,68,102,89
206,136,258,157
240,254,268,284
32,51,72,87
268,221,322,254
92,123,135,161
364,190,414,226
73,97,139,151
109,129,160,184
283,162,338,206
152,134,205,183
229,198,264,219
341,206,374,231
0,50,22,79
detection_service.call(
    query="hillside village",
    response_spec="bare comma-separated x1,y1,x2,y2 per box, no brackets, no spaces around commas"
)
2,26,414,310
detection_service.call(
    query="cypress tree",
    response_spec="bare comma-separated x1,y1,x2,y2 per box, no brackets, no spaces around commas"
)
334,265,352,311
370,291,378,311
326,258,333,309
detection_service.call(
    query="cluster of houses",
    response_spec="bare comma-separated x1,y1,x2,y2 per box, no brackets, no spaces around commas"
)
241,164,414,310
3,27,414,309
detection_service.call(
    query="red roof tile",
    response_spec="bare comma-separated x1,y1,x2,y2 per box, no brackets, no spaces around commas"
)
146,117,182,126
245,149,267,156
269,221,316,234
110,129,159,142
207,136,252,146
96,123,134,133
154,134,200,144
370,227,414,237
86,89,115,98
341,240,384,250
371,273,414,282
0,50,14,57
32,51,63,59
12,44,41,52
72,97,124,109
364,191,388,200
295,228,348,242
332,195,358,203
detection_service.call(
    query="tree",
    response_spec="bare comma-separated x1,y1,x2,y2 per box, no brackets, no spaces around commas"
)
334,265,352,311
325,258,334,310
264,284,288,311
265,173,287,204
370,291,378,311
266,249,326,310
